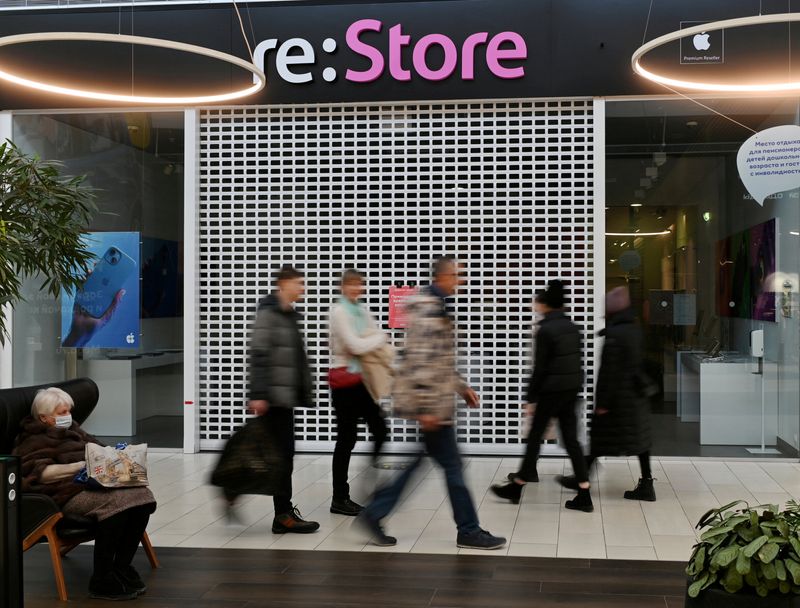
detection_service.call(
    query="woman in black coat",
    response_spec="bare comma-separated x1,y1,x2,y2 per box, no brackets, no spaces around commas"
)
558,286,656,501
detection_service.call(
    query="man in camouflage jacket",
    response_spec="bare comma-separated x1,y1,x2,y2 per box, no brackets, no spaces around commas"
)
359,257,506,551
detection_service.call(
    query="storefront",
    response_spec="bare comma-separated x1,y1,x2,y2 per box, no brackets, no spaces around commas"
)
0,0,797,458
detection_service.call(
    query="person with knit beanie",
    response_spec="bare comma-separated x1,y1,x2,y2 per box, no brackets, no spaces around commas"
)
491,280,593,513
556,285,656,502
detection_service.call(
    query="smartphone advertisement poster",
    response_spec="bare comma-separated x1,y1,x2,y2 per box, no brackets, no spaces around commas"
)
61,232,140,349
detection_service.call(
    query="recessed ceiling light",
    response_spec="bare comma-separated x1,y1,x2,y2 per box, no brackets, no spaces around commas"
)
791,231,800,236
606,230,672,237
631,203,643,207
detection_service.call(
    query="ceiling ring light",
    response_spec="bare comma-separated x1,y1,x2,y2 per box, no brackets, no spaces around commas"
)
0,32,266,104
632,13,800,93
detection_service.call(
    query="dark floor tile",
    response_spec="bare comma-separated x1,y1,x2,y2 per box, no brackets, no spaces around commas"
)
432,588,671,608
202,582,436,605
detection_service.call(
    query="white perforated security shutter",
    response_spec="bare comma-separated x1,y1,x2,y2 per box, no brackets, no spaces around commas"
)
198,99,597,454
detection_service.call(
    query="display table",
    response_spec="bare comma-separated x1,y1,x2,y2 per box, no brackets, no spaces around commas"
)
677,352,777,446
79,352,183,436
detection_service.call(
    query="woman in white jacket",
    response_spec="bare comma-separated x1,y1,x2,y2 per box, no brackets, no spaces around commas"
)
328,269,390,516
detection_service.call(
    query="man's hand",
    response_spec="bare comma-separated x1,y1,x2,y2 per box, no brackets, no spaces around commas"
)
462,388,480,408
248,400,269,416
524,403,534,417
594,407,609,416
418,414,442,432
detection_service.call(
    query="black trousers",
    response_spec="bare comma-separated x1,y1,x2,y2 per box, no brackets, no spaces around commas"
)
586,452,652,479
519,391,589,484
262,407,295,515
93,503,155,579
332,382,388,500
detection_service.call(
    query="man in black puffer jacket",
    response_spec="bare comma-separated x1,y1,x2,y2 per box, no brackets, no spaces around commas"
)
491,280,593,512
249,265,319,534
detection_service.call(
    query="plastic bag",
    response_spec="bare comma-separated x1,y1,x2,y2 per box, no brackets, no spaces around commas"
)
85,443,149,488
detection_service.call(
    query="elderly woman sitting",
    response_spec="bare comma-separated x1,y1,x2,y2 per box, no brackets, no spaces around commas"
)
13,387,156,601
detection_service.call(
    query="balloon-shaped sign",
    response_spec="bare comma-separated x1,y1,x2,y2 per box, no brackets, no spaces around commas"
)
737,125,800,206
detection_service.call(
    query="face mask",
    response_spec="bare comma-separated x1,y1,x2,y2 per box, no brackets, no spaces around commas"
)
54,414,72,429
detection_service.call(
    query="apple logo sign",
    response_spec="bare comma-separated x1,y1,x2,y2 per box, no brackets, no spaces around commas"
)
126,333,136,345
693,32,711,51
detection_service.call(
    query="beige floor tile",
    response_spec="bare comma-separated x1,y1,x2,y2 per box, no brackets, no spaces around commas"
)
508,542,557,557
605,545,658,560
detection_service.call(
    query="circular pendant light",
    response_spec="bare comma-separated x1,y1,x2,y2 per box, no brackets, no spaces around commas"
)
632,13,800,93
0,32,266,104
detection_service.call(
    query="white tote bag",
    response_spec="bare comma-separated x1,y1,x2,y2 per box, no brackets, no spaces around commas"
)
85,443,149,488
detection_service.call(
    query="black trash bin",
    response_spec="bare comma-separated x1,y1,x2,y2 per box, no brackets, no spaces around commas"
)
0,456,22,608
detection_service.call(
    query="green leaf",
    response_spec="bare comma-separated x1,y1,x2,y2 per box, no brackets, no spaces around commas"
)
778,521,790,538
713,546,739,568
776,559,788,582
744,536,770,558
687,545,706,576
736,548,752,575
779,580,791,594
789,537,800,556
756,583,769,597
761,561,778,581
759,542,781,564
745,568,760,587
688,573,709,598
701,525,735,541
722,567,744,593
785,558,800,584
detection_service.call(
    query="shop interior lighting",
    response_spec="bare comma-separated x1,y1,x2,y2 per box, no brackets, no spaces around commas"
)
630,203,643,207
791,231,800,236
605,230,672,237
0,32,266,104
632,13,800,92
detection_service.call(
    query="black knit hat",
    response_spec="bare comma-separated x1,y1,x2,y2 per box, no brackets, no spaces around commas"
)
536,280,566,309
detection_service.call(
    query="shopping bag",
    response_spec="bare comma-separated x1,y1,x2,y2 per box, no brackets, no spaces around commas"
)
327,367,363,390
209,417,284,497
85,443,149,488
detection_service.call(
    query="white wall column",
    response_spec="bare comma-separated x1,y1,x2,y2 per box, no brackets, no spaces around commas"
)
183,109,200,453
592,97,607,408
0,111,13,389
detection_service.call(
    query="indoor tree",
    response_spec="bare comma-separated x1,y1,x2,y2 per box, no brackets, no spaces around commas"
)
0,139,96,343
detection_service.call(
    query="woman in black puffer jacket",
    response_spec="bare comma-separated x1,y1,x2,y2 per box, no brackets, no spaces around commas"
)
558,286,655,501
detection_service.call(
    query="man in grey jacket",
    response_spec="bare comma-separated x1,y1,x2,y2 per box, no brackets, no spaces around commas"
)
249,265,320,534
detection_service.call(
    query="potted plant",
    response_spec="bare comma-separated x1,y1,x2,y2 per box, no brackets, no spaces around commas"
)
685,500,800,607
0,139,96,341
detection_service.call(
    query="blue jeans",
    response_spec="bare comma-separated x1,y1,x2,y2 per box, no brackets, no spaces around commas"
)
364,425,480,535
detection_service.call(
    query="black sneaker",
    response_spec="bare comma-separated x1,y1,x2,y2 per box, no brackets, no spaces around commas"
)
457,528,507,550
272,506,320,534
89,572,138,601
556,475,579,490
331,497,364,516
491,482,523,504
356,512,397,546
115,565,146,596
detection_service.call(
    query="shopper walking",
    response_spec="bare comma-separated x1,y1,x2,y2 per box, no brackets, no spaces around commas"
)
491,280,593,512
557,286,655,501
328,269,392,516
249,265,320,534
358,257,506,550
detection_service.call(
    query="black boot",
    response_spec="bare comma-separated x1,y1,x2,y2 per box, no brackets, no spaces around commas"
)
89,572,138,601
565,488,594,513
624,477,656,502
330,497,364,516
490,482,523,504
272,506,320,534
507,470,538,483
115,565,146,596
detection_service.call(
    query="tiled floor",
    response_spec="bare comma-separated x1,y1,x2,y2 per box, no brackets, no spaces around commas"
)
143,452,800,561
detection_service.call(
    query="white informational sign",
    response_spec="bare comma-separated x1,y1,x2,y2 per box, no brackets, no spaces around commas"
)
673,293,697,326
737,125,800,205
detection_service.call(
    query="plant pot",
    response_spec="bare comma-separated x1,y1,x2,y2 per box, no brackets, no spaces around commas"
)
685,579,800,607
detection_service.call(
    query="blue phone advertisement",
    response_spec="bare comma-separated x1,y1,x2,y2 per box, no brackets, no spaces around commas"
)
61,232,140,349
